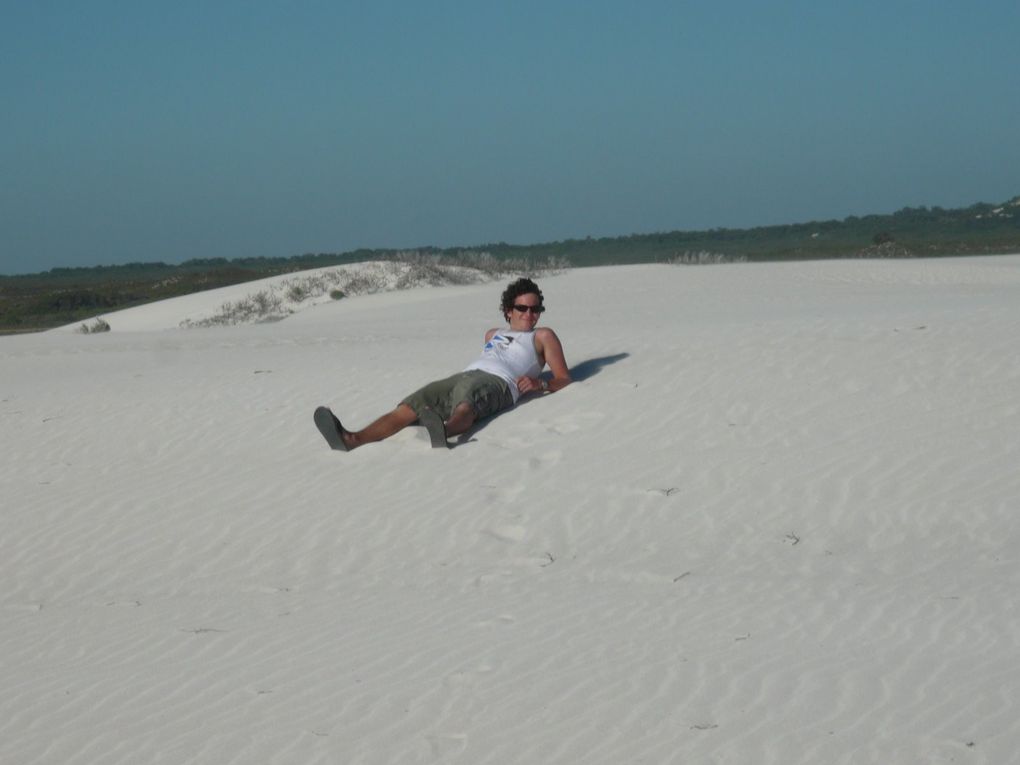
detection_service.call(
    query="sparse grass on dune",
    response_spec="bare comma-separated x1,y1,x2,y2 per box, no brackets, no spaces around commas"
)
179,252,569,328
666,250,749,265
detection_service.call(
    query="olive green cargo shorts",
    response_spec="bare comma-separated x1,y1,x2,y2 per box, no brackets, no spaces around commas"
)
401,370,513,421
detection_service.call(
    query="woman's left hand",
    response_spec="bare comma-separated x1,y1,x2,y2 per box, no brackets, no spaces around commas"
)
516,376,542,395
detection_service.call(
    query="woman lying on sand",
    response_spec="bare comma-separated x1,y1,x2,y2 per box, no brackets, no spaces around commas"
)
314,277,571,450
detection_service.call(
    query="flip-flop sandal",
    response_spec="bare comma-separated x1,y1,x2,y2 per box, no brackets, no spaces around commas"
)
314,406,349,451
418,408,449,449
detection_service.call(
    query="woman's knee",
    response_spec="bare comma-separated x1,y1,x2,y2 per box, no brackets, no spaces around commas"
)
394,403,420,424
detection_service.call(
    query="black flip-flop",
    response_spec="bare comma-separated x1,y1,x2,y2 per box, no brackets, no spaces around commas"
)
418,408,448,449
314,406,349,451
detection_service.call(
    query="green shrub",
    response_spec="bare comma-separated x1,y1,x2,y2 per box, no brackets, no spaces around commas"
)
667,251,748,265
78,317,111,334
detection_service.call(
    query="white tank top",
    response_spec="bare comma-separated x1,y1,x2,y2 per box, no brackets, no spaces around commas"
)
464,329,543,402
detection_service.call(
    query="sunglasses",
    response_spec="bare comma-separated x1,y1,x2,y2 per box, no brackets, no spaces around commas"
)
513,304,545,314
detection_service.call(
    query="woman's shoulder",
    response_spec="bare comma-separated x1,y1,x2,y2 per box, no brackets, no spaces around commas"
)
532,326,563,348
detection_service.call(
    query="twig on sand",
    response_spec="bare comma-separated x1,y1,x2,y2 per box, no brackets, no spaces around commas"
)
179,627,228,634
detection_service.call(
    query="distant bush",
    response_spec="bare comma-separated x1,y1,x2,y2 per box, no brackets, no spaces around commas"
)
78,317,111,334
342,270,389,294
386,250,569,282
667,251,748,265
853,241,916,259
184,290,286,327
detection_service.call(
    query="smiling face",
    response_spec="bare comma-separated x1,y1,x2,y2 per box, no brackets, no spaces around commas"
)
506,292,544,331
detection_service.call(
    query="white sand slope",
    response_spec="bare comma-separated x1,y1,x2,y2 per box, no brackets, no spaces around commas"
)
3,256,1020,764
57,260,503,333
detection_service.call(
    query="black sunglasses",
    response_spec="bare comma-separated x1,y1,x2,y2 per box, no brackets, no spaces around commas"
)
512,304,545,314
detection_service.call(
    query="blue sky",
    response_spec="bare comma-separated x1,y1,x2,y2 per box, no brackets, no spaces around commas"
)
2,1,1018,274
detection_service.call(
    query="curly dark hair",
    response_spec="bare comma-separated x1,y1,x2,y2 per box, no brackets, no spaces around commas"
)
499,277,544,320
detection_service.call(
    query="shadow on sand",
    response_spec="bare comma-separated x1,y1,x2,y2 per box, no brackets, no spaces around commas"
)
450,352,630,446
565,352,629,383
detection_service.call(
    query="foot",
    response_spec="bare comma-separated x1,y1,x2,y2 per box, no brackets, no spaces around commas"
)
314,406,350,451
418,408,449,449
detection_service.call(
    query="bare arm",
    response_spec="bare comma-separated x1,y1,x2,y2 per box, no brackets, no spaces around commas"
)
517,327,571,395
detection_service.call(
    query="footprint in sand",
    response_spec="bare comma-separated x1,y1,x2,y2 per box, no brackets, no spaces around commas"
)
444,661,496,687
480,484,524,505
425,732,468,757
546,422,581,435
256,585,293,594
544,411,607,436
483,524,527,543
526,450,562,471
6,602,44,613
473,614,515,628
473,570,515,586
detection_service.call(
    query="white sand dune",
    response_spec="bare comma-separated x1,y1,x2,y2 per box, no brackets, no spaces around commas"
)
3,256,1019,764
58,261,500,333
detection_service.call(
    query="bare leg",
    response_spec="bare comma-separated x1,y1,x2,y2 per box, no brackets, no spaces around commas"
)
444,402,478,438
345,403,419,449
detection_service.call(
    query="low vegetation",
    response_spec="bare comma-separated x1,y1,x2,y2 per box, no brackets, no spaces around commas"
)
2,197,1017,332
77,317,111,334
667,251,748,265
181,253,568,328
